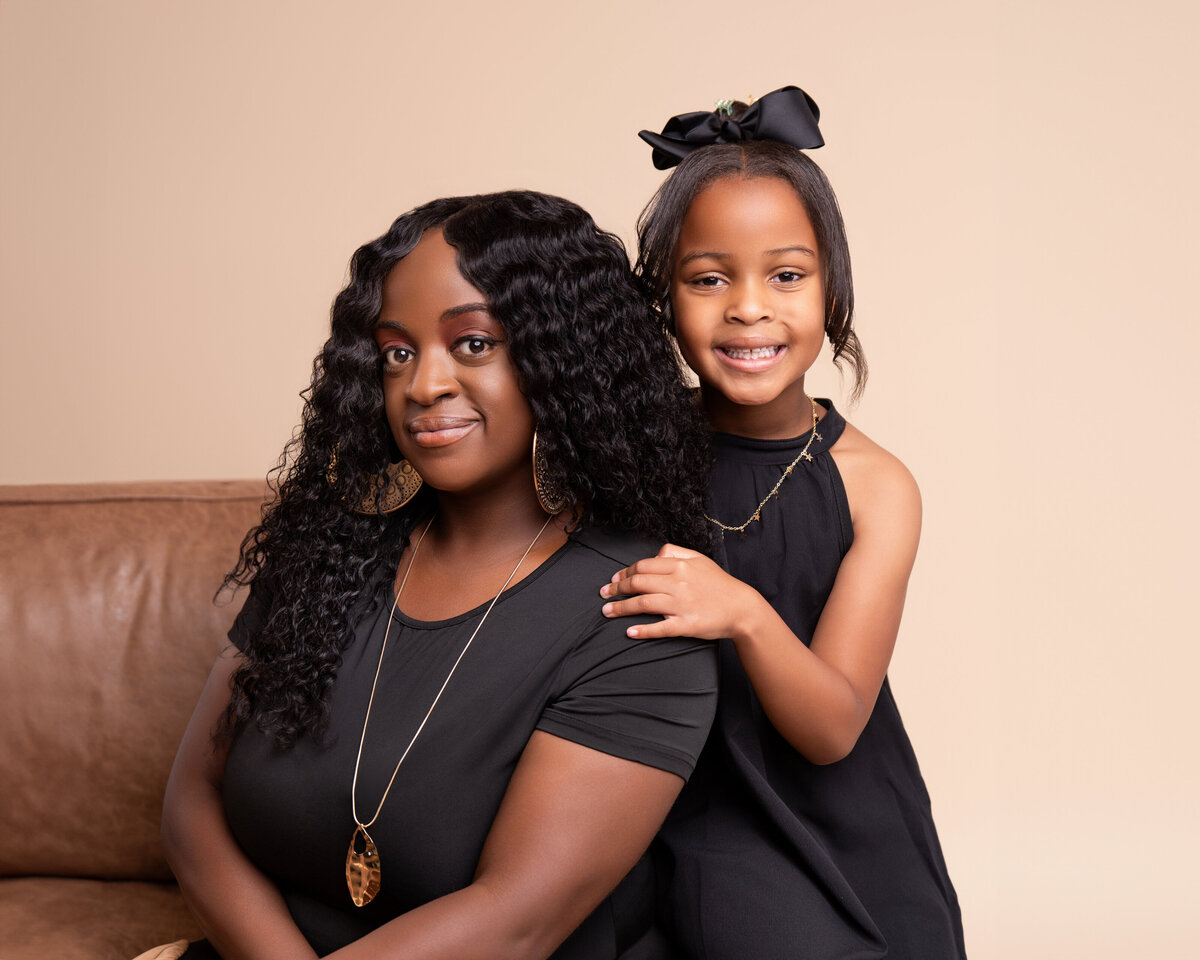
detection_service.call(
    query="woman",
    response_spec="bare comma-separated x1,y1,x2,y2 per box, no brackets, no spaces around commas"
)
161,191,718,959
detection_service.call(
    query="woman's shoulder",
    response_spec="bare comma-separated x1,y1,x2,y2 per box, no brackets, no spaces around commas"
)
828,418,921,531
568,525,664,570
521,525,664,619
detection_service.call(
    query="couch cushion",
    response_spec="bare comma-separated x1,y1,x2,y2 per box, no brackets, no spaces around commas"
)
0,481,265,881
0,876,203,960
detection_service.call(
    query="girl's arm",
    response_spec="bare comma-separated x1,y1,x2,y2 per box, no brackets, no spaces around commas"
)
601,433,921,765
161,650,319,960
325,730,683,960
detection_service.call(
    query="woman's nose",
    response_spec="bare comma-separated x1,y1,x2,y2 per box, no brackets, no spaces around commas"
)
405,351,458,405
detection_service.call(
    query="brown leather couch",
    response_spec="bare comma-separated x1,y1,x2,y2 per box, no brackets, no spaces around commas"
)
0,481,266,960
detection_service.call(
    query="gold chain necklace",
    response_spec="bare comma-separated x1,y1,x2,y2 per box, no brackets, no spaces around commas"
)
345,513,554,907
704,396,822,534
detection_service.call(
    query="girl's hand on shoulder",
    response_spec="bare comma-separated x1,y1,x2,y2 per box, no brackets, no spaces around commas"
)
600,543,764,641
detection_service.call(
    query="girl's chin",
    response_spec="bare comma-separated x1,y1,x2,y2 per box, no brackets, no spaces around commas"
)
708,382,795,409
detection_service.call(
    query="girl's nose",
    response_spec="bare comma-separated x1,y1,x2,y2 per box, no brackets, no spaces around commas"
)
724,281,772,325
405,352,459,405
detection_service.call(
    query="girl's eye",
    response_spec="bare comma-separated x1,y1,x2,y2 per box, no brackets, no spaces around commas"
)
691,275,725,288
454,336,500,358
773,271,805,284
381,345,413,367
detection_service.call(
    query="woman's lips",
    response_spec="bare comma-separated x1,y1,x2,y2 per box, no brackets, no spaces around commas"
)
406,418,478,448
714,343,786,372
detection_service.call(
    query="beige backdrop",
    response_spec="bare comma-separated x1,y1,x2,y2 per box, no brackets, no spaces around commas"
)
3,1,1198,956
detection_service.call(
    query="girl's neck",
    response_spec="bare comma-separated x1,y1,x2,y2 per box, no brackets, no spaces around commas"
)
700,378,816,440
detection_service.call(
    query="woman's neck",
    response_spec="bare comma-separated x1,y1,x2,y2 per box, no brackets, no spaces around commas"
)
427,487,559,560
393,482,567,622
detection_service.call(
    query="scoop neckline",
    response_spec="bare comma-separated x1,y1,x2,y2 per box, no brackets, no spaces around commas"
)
383,532,575,629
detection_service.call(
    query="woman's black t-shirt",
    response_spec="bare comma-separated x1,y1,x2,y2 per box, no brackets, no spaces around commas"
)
221,525,718,958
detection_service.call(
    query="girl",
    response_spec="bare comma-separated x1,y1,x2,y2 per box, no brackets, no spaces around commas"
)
601,87,966,958
161,191,718,960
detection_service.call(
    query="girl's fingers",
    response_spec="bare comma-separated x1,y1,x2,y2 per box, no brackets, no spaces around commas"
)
601,593,676,620
601,570,670,599
602,559,689,597
604,545,701,591
601,547,734,641
609,556,681,582
623,617,688,640
656,543,698,561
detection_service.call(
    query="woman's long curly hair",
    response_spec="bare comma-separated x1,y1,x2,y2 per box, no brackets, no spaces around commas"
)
636,137,868,402
221,190,712,748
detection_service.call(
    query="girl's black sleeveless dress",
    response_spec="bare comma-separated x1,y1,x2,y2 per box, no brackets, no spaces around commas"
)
656,402,967,960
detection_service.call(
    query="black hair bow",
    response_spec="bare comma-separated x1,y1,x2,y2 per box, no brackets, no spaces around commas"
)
638,85,824,170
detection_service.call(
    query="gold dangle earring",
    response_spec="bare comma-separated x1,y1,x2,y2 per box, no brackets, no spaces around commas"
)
532,431,567,515
327,450,424,515
356,460,423,514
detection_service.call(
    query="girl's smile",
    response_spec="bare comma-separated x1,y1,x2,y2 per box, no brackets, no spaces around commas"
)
714,339,788,372
670,175,825,438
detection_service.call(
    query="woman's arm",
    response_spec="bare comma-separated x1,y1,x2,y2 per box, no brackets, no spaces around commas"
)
600,435,921,765
161,650,319,960
325,730,683,960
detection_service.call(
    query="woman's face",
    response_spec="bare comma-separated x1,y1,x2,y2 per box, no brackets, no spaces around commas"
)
374,230,535,499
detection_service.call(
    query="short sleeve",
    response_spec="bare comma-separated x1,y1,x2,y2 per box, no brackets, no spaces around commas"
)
536,615,718,781
227,577,275,651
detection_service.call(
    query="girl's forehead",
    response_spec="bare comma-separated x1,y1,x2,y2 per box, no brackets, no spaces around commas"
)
680,176,817,250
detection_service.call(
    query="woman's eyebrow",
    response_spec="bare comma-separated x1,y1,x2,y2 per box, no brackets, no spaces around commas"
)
441,302,490,322
376,303,490,332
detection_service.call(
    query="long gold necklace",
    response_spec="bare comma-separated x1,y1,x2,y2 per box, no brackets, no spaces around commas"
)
704,396,822,534
345,513,554,907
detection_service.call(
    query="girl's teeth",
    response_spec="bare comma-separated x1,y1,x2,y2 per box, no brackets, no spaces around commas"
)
725,346,779,359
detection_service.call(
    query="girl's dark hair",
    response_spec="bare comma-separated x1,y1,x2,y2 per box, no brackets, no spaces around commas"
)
636,136,867,402
221,190,712,748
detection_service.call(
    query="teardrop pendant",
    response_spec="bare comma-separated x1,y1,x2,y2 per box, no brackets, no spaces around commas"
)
345,824,381,907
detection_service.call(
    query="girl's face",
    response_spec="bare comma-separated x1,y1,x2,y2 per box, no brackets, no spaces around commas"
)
374,230,535,499
670,175,825,436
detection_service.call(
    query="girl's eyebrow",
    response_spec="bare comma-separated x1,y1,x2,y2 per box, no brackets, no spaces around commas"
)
677,250,729,267
765,245,817,259
677,246,817,267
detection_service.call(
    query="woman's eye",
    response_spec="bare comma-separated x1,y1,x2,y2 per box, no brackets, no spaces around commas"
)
381,345,413,366
454,336,499,358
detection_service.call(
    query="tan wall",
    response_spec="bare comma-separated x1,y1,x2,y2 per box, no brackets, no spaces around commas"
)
3,0,1197,955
